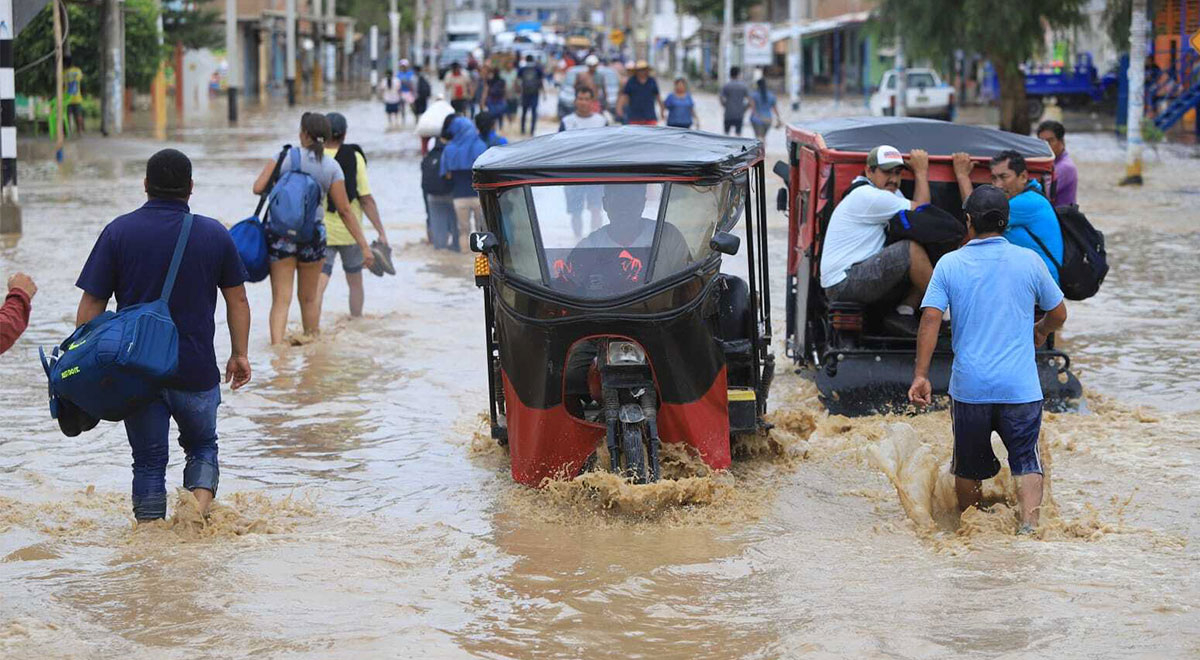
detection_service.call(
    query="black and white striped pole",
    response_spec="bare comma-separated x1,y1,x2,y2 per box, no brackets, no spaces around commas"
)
0,0,19,234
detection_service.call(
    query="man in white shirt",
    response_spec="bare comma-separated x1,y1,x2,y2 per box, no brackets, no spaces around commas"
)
819,144,932,335
559,87,610,236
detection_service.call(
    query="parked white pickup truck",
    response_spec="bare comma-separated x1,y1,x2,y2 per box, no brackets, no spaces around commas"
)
868,68,955,121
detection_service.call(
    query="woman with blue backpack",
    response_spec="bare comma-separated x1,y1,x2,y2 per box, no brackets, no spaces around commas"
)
252,113,374,345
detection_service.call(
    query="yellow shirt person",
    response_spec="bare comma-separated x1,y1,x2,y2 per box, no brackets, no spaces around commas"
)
323,147,371,247
65,65,84,104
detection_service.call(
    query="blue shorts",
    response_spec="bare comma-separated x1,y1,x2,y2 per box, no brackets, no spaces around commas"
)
950,400,1044,481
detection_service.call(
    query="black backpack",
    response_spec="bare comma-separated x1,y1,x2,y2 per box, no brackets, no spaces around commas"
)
1019,205,1108,301
421,144,454,196
844,179,966,266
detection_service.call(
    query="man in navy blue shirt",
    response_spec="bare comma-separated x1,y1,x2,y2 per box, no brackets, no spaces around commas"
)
617,61,665,125
75,149,252,521
909,185,1066,535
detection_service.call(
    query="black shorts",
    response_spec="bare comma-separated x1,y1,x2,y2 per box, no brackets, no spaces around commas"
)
951,400,1044,481
723,119,743,135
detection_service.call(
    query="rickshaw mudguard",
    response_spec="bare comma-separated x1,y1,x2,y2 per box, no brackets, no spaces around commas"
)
504,369,731,487
817,349,1083,417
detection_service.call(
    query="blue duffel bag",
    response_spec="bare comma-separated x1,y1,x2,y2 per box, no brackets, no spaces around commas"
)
230,145,290,283
40,214,194,424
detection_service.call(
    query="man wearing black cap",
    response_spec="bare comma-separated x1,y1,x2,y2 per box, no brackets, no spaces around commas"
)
75,148,252,522
909,184,1067,535
317,112,388,318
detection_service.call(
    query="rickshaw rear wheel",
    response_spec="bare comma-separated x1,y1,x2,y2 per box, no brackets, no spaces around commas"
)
619,425,648,485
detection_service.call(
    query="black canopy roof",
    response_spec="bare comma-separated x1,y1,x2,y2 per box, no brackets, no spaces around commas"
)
793,117,1053,159
473,126,763,187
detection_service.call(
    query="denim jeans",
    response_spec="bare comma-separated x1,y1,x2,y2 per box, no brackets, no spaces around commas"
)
123,386,221,520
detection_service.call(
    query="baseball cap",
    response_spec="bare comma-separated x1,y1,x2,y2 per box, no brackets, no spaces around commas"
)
867,145,906,171
963,184,1010,227
399,58,409,66
585,54,600,66
325,112,348,138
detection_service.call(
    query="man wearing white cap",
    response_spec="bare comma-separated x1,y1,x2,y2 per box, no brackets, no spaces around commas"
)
819,145,932,335
576,54,608,112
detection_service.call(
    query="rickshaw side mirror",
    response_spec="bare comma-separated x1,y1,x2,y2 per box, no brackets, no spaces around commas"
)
772,160,790,184
470,232,499,254
710,231,740,256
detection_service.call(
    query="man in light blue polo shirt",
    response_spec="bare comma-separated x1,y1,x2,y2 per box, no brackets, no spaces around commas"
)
908,185,1067,535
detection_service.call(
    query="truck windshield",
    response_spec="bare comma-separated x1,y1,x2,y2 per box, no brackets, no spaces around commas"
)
887,72,939,89
496,181,743,299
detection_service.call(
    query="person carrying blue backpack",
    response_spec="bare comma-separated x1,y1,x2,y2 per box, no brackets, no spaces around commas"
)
251,113,373,344
74,149,252,521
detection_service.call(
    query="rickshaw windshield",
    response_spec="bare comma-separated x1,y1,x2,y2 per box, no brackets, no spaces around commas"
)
496,180,745,299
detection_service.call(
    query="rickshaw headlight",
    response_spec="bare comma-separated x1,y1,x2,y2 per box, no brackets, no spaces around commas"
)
607,341,647,366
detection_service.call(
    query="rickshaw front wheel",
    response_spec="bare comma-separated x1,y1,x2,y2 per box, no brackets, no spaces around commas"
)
619,425,649,485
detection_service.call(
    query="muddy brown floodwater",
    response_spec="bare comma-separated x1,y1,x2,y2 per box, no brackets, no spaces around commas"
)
1,91,1198,658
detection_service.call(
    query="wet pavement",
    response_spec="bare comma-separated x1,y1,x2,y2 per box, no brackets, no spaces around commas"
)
0,87,1198,658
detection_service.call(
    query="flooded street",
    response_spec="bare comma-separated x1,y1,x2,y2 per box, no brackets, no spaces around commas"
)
1,91,1198,658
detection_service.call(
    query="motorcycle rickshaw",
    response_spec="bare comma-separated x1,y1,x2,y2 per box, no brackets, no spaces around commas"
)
781,117,1083,415
469,126,774,486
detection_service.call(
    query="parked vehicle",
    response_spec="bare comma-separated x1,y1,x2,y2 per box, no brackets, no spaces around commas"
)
437,46,476,79
983,53,1119,119
780,116,1082,416
469,126,775,486
868,68,955,121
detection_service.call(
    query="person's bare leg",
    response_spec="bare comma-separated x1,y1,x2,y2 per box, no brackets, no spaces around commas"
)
1016,473,1044,527
191,487,214,516
316,271,332,320
346,271,364,317
903,241,934,309
955,476,983,512
297,261,324,336
268,259,297,344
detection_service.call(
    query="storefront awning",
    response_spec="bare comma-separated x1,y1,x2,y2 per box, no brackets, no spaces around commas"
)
769,11,871,43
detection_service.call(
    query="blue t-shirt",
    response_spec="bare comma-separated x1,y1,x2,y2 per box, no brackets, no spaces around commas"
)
922,236,1064,404
622,77,660,121
664,93,695,127
76,199,248,391
750,89,776,123
396,70,414,93
1004,181,1063,283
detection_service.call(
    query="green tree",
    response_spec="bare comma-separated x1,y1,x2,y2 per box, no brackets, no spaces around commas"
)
875,0,1088,134
676,0,756,22
163,0,223,50
1101,0,1162,52
15,0,163,98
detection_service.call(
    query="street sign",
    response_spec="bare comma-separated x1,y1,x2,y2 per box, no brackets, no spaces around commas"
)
744,23,772,66
1190,29,1200,55
610,29,625,47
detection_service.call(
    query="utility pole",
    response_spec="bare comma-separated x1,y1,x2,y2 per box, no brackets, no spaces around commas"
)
1,0,21,233
225,0,238,122
312,0,322,94
721,0,732,87
325,0,335,83
286,0,296,105
102,0,125,135
369,25,379,87
414,0,425,67
152,0,167,138
674,4,684,77
1122,0,1146,185
788,0,802,113
894,32,907,117
53,0,65,158
389,0,399,72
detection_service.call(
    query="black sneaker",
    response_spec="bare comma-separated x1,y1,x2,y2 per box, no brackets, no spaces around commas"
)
883,312,920,337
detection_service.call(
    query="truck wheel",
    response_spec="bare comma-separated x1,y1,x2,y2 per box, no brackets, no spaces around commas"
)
1027,97,1044,120
620,425,648,484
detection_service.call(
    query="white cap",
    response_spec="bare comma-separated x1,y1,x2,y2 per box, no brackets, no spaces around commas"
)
867,144,906,171
399,58,410,67
585,54,599,66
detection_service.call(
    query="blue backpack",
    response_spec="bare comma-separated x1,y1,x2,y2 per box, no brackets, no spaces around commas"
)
230,147,291,282
267,147,323,243
40,214,193,424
